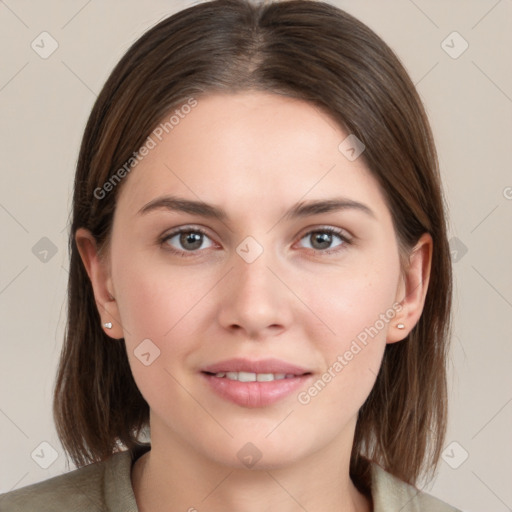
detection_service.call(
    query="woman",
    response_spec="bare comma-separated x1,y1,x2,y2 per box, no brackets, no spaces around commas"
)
0,0,460,510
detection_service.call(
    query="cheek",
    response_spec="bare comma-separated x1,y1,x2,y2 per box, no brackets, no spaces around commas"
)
110,248,210,413
111,243,211,340
300,250,401,348
295,252,400,404
110,245,223,398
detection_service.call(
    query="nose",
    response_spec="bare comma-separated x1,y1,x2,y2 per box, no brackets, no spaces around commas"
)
217,246,293,339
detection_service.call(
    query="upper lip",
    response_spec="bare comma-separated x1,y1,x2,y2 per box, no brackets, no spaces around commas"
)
201,358,311,375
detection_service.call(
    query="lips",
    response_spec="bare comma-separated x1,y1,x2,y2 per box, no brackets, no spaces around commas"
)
200,358,313,408
201,357,311,376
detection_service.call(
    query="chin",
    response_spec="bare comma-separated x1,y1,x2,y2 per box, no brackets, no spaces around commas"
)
204,435,314,472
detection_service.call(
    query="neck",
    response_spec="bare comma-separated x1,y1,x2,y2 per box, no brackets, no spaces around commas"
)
131,431,371,512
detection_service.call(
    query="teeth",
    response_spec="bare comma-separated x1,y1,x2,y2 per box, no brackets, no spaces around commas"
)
238,371,256,382
214,372,292,381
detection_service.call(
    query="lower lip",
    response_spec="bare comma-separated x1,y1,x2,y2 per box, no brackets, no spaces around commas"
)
201,373,312,408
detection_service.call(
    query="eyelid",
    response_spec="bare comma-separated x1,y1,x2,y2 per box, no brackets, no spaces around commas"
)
160,224,213,240
297,224,353,242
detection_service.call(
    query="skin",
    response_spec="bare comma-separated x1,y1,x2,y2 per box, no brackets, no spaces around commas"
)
77,91,432,512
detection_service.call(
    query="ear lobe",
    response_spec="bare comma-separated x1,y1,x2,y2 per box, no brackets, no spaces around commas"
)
75,228,123,339
387,233,433,344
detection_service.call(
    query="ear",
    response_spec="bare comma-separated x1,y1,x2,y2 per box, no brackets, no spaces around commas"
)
387,232,432,344
75,228,124,339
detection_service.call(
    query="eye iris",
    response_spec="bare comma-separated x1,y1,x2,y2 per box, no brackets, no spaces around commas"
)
180,231,203,250
311,232,332,250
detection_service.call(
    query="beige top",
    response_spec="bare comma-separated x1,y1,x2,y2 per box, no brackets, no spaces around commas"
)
0,445,461,511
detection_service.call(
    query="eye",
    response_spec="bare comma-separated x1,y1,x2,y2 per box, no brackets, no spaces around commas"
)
297,227,351,253
161,227,216,256
160,225,351,257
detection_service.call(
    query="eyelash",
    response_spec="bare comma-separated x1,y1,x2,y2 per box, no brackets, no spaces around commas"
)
159,225,352,258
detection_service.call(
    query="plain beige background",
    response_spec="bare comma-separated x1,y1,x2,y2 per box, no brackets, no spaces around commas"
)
1,1,511,511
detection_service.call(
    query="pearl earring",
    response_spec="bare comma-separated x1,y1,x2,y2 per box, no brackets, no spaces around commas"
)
396,323,405,330
103,322,113,329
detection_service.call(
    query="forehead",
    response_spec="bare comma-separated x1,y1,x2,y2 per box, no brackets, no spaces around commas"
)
115,91,389,223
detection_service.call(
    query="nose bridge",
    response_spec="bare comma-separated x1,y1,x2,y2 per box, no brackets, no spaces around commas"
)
236,247,273,294
218,237,292,335
233,239,279,304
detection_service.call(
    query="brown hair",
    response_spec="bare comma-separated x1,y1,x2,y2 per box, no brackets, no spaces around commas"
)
53,0,452,494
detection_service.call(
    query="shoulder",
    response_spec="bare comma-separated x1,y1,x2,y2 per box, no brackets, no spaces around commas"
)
370,462,462,512
0,450,137,512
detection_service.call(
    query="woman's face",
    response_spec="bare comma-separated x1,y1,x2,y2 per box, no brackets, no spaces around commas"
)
90,92,423,468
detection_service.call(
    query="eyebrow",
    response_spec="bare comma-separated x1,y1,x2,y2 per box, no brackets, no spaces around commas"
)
137,195,376,221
